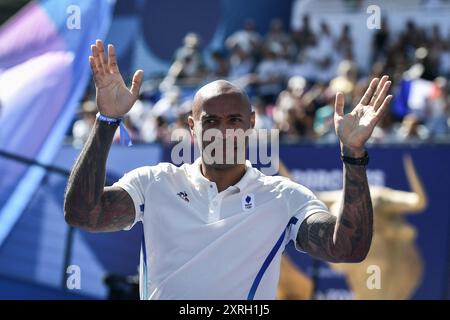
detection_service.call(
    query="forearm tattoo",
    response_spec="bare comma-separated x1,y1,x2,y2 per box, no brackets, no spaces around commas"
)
64,119,134,232
297,163,373,263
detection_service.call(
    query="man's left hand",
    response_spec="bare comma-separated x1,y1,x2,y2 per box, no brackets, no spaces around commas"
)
334,75,392,157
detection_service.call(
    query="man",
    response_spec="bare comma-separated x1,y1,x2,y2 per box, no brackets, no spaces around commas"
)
64,40,392,300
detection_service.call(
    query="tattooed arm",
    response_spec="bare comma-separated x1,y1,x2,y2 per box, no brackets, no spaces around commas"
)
64,40,143,232
297,149,373,263
64,120,135,232
297,76,393,263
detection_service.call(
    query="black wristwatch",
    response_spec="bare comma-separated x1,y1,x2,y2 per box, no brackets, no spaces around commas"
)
341,150,369,166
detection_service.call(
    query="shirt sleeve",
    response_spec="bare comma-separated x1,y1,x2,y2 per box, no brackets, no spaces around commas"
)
284,182,329,252
112,166,153,231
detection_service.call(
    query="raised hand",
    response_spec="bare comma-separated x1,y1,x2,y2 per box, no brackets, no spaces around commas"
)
334,75,392,157
89,39,143,118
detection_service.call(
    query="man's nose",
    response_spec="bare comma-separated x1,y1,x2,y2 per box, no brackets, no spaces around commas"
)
216,125,233,140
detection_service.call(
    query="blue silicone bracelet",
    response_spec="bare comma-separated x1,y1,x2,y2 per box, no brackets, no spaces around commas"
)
96,112,132,146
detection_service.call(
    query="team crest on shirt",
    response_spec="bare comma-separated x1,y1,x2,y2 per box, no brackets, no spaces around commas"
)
242,193,255,212
177,191,189,203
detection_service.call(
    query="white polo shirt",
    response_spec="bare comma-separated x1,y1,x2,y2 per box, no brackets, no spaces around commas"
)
113,158,329,300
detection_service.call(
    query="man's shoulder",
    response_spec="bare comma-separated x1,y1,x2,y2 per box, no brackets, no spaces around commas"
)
128,162,185,179
257,173,315,197
148,162,186,175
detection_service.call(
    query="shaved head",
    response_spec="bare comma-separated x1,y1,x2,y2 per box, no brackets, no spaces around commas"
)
188,79,255,169
191,80,251,120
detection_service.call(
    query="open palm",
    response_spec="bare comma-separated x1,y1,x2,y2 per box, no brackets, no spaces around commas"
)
334,76,392,152
89,40,143,118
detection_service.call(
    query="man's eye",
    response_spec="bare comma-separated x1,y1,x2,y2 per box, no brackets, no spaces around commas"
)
205,119,216,124
230,118,242,123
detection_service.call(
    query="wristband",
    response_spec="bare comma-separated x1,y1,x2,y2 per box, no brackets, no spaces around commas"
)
96,112,132,146
341,150,369,166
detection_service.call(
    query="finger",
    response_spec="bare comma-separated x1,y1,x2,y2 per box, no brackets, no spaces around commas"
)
91,45,103,75
369,75,389,106
373,80,391,111
374,94,392,122
130,69,144,98
89,55,97,75
96,39,108,73
359,77,379,105
334,92,345,118
107,44,120,74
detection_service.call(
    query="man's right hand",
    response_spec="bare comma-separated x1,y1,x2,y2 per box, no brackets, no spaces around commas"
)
89,39,144,118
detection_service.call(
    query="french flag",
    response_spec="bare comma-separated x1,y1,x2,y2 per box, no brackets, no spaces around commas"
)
393,77,434,119
0,0,113,244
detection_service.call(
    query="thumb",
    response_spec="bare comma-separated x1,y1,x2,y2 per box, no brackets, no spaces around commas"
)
130,69,144,98
334,92,344,118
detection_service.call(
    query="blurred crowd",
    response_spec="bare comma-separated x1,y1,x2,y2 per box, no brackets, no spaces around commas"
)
70,15,450,147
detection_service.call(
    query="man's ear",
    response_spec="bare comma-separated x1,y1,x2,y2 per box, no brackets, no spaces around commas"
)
188,115,195,137
250,111,256,129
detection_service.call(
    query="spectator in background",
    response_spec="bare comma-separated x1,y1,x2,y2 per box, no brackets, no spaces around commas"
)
314,92,338,143
256,43,289,104
440,40,450,78
274,76,315,140
274,76,307,125
168,112,192,145
335,24,354,61
67,15,450,146
280,107,311,142
161,33,205,89
372,18,390,64
314,55,337,84
399,20,421,60
292,14,316,50
313,21,338,83
369,111,398,144
113,115,141,144
352,61,387,116
141,115,171,144
316,22,335,62
72,101,97,148
225,19,262,57
228,44,256,86
305,82,329,112
425,77,449,139
151,87,182,123
127,94,153,132
253,97,274,130
209,50,229,79
330,60,358,106
265,18,293,59
427,24,444,80
396,114,429,142
288,49,316,82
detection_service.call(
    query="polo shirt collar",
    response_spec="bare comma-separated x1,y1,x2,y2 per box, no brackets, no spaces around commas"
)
188,157,257,192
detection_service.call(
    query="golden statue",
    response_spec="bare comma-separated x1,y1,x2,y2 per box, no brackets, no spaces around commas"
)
276,155,427,300
277,254,314,300
320,155,427,299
